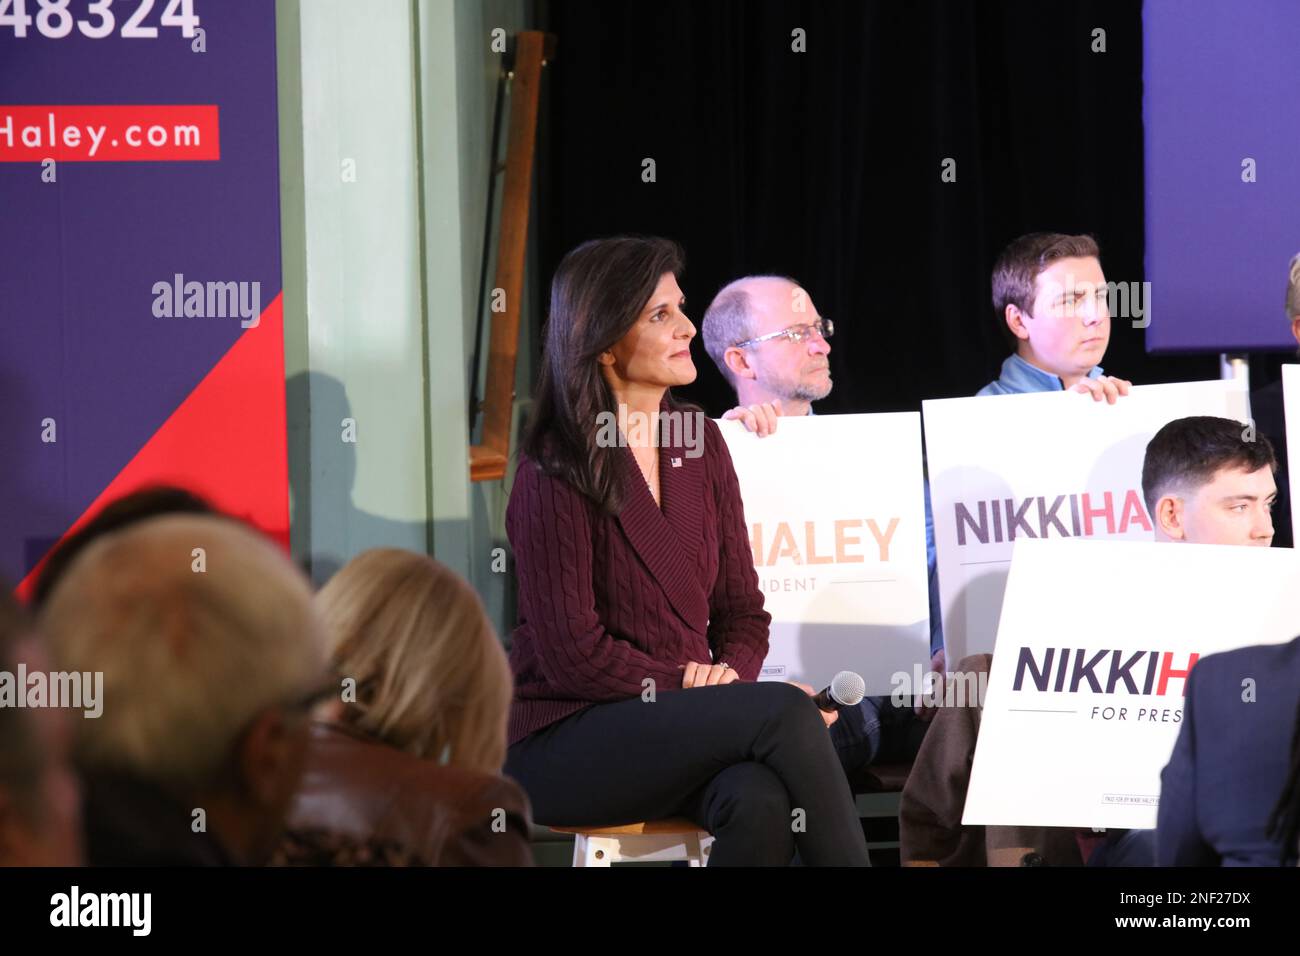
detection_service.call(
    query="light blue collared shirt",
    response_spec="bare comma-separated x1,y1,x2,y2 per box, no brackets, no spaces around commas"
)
977,352,1105,397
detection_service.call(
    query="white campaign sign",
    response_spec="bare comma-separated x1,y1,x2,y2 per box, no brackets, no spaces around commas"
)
964,538,1300,829
924,380,1249,663
1282,365,1300,538
719,413,930,695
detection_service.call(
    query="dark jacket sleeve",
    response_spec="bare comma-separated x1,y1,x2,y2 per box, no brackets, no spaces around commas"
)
508,458,687,700
1156,663,1218,865
703,419,770,681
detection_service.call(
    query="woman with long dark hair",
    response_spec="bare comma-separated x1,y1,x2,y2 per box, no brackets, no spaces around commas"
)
503,236,869,865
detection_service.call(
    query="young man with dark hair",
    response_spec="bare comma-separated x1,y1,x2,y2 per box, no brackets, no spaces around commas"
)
981,232,1131,403
1101,418,1276,866
903,416,1273,866
1142,416,1277,547
1148,426,1300,866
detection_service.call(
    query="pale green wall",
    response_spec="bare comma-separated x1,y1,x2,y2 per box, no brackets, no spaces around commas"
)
451,0,537,630
276,0,534,634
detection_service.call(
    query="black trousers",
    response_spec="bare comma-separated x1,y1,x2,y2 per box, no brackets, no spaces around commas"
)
505,680,871,866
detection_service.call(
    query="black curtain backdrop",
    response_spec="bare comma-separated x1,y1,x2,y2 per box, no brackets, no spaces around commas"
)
531,0,1251,419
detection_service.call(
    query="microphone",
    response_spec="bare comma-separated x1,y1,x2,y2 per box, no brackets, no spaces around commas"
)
812,670,866,713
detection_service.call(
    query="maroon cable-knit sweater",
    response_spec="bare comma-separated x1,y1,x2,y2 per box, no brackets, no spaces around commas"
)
506,414,771,746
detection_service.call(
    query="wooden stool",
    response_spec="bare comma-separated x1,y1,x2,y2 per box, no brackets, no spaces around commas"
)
549,819,713,867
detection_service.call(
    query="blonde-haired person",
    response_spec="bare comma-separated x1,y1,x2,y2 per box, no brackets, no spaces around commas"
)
41,514,331,866
277,548,533,866
1248,250,1300,548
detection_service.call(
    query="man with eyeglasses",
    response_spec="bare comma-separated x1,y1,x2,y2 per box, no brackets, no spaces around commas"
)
703,275,834,430
701,276,933,780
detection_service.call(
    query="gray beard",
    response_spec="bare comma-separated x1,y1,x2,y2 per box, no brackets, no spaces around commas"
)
787,376,833,403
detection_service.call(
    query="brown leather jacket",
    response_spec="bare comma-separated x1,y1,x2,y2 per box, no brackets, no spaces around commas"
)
899,654,1084,866
275,722,534,867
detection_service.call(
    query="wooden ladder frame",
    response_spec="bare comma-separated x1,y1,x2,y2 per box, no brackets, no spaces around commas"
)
469,30,555,482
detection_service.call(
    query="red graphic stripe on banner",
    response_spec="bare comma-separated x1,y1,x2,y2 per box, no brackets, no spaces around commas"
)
16,292,289,601
0,105,220,162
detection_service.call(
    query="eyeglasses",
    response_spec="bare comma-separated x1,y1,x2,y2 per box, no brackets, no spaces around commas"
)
733,318,834,349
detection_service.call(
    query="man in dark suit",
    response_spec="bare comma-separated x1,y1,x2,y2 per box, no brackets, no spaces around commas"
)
1158,638,1300,866
1246,250,1300,548
1152,416,1297,865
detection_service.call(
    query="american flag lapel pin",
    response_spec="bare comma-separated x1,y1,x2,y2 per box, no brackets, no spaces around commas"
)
670,457,683,468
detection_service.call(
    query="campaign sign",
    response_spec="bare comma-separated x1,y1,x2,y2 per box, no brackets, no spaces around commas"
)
924,381,1250,662
964,538,1300,829
0,2,286,593
720,413,930,694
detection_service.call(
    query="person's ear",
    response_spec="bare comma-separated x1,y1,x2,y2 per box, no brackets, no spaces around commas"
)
597,349,616,367
237,708,303,809
1290,314,1300,350
1005,304,1031,342
723,346,756,382
1155,494,1187,540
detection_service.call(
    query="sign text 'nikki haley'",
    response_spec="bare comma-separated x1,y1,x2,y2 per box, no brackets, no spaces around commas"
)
1013,646,1197,723
964,538,1300,830
749,518,899,592
954,489,1151,544
722,413,930,693
924,380,1249,662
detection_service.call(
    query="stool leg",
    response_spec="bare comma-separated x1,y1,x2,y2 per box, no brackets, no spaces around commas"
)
588,836,614,866
685,832,703,867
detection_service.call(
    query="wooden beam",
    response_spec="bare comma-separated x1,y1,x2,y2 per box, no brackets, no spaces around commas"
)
468,445,508,483
472,31,552,482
